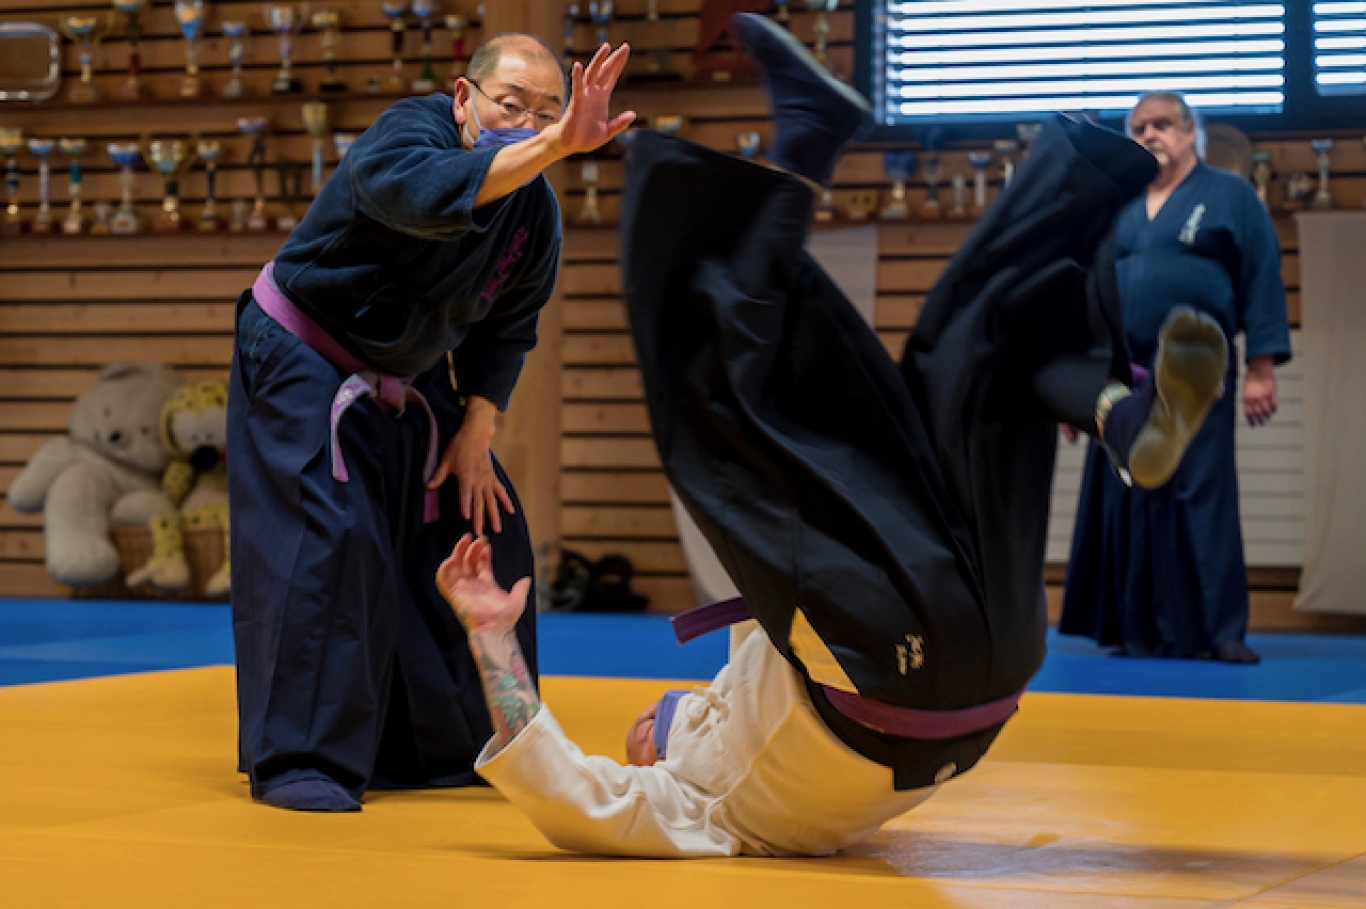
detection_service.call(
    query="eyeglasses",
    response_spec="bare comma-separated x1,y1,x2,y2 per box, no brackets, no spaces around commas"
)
469,80,561,131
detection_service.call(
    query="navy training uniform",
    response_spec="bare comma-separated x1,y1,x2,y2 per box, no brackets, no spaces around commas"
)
1061,160,1292,657
228,93,561,802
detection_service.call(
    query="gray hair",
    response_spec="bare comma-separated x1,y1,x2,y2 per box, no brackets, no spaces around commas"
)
1129,91,1206,159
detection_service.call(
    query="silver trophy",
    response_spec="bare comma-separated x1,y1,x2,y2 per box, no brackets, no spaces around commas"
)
920,151,943,219
27,137,55,234
264,3,309,94
60,137,88,235
1016,122,1043,158
0,128,22,236
197,139,221,231
736,131,762,162
92,202,112,234
333,132,358,160
814,188,836,223
301,101,330,190
230,198,249,233
1252,150,1271,208
238,116,271,231
173,1,207,99
564,3,579,55
1311,138,1334,210
967,150,992,213
807,0,838,69
222,21,249,98
590,1,613,47
880,150,916,220
949,172,968,219
994,139,1018,188
276,159,305,230
411,0,438,93
382,2,409,89
577,160,603,225
108,142,142,234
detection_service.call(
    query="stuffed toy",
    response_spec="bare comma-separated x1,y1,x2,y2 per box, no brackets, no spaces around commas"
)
125,379,230,597
8,363,182,588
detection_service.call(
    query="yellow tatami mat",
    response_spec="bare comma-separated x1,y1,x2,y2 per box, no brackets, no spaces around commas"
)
2,668,1365,908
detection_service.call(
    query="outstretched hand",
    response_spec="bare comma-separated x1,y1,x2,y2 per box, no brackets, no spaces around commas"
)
544,42,636,157
437,533,532,636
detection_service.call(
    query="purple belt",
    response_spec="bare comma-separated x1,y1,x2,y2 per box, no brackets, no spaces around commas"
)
252,262,441,524
671,597,1022,741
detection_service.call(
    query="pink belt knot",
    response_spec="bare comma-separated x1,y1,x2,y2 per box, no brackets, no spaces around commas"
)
253,262,441,524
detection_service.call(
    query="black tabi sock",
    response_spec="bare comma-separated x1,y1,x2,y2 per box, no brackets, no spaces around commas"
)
1100,377,1156,466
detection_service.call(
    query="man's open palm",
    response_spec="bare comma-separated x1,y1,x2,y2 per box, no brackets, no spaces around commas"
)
438,534,531,635
546,42,636,156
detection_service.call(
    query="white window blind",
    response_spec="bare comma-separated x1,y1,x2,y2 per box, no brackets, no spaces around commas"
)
872,0,1287,122
1314,1,1366,95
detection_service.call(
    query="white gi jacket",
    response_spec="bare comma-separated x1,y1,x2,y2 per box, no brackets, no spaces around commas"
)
475,624,937,858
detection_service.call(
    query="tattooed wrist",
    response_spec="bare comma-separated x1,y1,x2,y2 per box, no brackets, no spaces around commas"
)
470,629,541,750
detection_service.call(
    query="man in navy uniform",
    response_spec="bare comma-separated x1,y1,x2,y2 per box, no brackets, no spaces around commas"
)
1061,92,1292,664
228,35,635,812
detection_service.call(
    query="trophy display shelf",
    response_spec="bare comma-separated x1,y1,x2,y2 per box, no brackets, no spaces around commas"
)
25,88,413,112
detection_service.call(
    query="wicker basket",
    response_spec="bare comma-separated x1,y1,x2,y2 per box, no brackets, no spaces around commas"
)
70,525,227,601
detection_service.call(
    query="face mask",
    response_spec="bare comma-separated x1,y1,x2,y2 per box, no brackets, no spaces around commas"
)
463,91,538,151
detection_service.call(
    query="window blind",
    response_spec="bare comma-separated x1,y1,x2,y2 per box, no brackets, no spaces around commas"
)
871,0,1288,123
1314,1,1366,95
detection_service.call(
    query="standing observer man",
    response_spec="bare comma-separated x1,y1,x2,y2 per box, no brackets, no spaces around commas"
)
1061,91,1292,665
228,36,635,812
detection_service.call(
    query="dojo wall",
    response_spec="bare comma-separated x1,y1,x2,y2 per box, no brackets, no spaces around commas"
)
0,0,1358,624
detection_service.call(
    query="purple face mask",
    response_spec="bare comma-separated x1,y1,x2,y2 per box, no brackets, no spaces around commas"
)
653,690,689,761
463,94,538,151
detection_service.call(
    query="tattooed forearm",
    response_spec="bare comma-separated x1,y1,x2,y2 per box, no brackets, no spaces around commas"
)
469,628,541,753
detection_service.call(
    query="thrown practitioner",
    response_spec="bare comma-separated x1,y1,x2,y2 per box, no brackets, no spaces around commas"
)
228,36,635,812
439,15,1229,856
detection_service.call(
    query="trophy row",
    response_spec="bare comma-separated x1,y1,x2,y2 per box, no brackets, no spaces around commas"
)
0,109,354,238
1264,138,1355,212
55,1,487,104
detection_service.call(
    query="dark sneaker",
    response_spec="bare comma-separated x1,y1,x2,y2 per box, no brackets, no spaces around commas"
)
731,12,874,186
1129,307,1228,489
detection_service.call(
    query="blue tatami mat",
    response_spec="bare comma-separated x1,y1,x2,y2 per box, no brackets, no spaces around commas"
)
3,599,1366,703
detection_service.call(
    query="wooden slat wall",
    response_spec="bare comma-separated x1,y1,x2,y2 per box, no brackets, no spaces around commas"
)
1,0,1357,615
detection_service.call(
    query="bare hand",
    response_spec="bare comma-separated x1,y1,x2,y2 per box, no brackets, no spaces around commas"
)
437,533,531,636
542,43,636,157
428,425,515,536
1243,361,1278,427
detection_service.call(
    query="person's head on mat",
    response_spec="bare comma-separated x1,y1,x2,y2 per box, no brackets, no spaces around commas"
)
453,34,569,150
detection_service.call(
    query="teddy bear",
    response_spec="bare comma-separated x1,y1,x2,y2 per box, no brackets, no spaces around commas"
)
8,363,182,589
125,379,231,598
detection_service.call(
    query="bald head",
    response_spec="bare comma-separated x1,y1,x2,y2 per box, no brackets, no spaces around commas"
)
468,34,569,99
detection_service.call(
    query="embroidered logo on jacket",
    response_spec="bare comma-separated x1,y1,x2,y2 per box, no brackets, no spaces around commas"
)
481,227,530,303
1179,203,1206,246
897,634,926,675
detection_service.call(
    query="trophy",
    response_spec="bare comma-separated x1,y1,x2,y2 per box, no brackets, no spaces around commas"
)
142,138,197,232
411,0,438,93
238,116,271,231
880,150,916,220
967,150,992,213
107,141,142,234
265,3,309,95
230,199,249,232
1252,150,1271,208
92,202,113,234
1016,122,1042,159
174,1,207,99
1310,138,1334,210
814,188,836,222
60,138,88,235
276,160,305,230
197,139,221,231
313,10,347,93
564,3,579,55
382,2,409,89
993,139,1017,188
113,0,149,100
27,137,55,234
736,130,761,163
447,15,468,78
301,101,330,190
948,173,968,219
845,190,877,221
807,0,838,69
920,151,943,219
590,1,613,47
640,0,677,78
59,14,113,103
222,21,249,98
333,132,358,160
653,115,686,137
0,129,21,236
577,160,603,225
775,0,791,25
1283,171,1314,211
